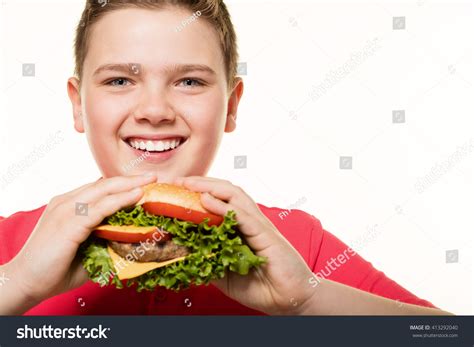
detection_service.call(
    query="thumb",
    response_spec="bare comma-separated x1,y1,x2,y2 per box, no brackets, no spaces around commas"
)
210,276,230,296
68,254,89,290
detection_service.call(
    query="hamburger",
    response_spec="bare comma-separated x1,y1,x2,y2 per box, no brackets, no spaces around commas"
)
80,183,266,291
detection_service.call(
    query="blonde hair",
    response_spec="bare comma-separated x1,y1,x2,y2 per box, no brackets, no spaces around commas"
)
74,0,238,89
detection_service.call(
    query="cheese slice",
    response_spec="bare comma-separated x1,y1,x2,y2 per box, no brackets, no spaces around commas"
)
95,224,162,234
107,245,186,280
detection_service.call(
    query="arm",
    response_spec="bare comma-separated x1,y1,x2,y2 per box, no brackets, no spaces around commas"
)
308,224,444,311
295,278,453,315
0,174,157,316
171,176,452,316
0,262,40,315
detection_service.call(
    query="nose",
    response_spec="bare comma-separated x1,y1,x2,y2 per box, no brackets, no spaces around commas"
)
133,83,176,125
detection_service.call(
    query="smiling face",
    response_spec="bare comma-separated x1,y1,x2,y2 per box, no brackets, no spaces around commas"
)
68,6,243,182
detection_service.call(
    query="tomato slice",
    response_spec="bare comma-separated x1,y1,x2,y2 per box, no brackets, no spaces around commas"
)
142,202,223,226
93,226,171,243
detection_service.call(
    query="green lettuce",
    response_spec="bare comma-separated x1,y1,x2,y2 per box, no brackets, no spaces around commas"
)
80,206,266,291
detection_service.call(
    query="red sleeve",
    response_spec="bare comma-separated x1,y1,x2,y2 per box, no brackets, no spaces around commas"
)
258,205,435,308
0,206,47,265
309,217,436,308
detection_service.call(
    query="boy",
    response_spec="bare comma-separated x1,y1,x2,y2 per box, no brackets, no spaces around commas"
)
0,0,449,315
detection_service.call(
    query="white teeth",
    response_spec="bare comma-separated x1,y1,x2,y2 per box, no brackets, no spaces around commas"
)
145,140,154,151
128,138,182,152
155,141,164,151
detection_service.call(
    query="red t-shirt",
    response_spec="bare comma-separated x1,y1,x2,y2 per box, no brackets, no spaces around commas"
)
0,204,435,315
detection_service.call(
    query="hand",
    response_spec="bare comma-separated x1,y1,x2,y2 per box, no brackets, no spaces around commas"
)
173,176,317,315
8,174,157,306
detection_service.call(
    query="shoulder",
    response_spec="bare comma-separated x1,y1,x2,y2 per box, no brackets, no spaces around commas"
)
0,205,47,264
257,203,322,229
0,205,47,229
256,203,324,269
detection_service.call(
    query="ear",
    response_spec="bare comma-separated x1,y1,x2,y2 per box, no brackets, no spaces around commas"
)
67,77,85,133
224,77,244,133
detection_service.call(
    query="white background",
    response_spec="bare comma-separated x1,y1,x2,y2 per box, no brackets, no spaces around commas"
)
0,0,473,314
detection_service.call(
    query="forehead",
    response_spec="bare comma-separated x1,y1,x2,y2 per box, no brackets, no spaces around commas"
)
83,7,224,77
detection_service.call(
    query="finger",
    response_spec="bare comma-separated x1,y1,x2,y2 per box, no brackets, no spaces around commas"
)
77,173,156,203
200,193,263,238
175,176,228,186
173,176,185,186
200,192,229,216
70,187,145,242
91,187,145,222
66,181,98,197
47,178,106,208
69,176,104,194
68,254,89,289
175,176,261,217
174,176,239,204
210,276,229,296
200,187,281,252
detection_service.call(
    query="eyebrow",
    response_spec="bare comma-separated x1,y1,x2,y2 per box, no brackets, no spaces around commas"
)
166,64,216,76
93,63,139,77
93,63,216,77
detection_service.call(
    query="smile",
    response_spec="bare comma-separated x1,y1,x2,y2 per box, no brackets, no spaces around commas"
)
127,137,184,153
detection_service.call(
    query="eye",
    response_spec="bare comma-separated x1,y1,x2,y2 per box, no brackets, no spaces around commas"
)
178,78,204,88
106,78,132,87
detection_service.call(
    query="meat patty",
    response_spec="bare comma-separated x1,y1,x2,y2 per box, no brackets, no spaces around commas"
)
109,239,190,262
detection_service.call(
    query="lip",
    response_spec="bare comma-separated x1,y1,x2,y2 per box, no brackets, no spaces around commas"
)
124,134,186,141
123,136,187,164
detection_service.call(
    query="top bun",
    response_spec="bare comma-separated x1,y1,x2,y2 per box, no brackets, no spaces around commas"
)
136,183,207,213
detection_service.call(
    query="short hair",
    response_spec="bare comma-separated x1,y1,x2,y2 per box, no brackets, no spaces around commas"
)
74,0,239,90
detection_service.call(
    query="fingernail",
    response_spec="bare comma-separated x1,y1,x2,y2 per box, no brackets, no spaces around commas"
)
143,172,155,177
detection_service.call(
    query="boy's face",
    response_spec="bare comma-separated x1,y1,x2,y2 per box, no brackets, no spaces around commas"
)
68,7,243,182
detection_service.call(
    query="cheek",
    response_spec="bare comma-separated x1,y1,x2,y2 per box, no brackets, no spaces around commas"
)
84,92,126,136
83,92,128,155
184,93,227,143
